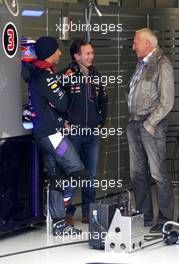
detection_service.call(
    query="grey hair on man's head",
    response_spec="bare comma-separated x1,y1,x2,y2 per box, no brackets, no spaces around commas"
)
136,28,158,48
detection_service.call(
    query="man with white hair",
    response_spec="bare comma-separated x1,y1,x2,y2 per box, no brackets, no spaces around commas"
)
127,28,174,233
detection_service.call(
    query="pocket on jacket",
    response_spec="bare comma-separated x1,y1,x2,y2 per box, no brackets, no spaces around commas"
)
138,80,158,109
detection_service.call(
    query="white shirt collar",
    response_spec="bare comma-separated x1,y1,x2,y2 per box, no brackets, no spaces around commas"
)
142,48,156,64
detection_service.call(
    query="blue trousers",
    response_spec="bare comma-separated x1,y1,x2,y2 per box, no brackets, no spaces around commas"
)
38,135,85,221
68,134,99,217
127,120,174,223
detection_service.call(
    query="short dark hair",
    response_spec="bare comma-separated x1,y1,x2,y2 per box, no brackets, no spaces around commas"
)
70,39,88,60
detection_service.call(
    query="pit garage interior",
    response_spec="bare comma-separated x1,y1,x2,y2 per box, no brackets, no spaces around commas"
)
0,0,179,263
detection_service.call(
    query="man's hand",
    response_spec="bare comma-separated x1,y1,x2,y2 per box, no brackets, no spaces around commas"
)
144,120,156,136
64,121,71,131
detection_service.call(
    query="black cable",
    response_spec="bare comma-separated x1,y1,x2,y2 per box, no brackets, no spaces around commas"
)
141,238,164,249
0,240,88,259
144,234,162,242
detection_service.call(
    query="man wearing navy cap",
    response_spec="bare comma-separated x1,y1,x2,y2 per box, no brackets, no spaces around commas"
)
22,36,89,236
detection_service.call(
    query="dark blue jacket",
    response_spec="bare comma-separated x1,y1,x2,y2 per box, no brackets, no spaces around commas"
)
22,62,68,138
59,62,108,129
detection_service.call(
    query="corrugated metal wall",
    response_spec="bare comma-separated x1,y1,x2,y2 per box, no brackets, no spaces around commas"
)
119,0,179,8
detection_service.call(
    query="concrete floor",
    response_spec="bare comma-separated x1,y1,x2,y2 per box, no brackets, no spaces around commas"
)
0,186,178,264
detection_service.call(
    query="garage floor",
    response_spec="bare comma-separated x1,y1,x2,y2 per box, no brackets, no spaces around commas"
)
0,186,178,264
0,226,178,264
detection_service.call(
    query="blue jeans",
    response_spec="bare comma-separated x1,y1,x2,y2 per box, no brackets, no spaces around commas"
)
68,134,99,217
38,135,85,221
127,120,174,223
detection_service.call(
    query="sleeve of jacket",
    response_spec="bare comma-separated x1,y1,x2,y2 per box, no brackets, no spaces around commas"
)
56,69,72,121
144,60,175,131
97,82,108,127
36,71,68,113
